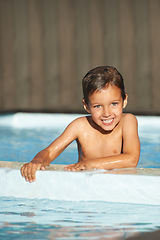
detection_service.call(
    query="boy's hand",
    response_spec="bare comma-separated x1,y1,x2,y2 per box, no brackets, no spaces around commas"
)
65,161,92,171
21,161,46,182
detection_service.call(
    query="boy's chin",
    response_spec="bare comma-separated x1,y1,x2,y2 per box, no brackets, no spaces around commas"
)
99,120,120,132
101,125,115,132
93,120,115,133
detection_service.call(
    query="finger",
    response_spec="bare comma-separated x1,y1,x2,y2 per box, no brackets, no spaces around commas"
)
74,164,86,171
20,166,24,177
30,169,36,182
65,164,75,171
23,165,35,182
20,164,27,177
40,164,46,171
28,166,37,182
40,166,45,171
68,165,78,171
68,164,80,171
23,167,30,182
26,171,35,182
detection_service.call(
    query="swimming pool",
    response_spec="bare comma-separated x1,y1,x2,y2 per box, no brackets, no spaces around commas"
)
0,113,160,239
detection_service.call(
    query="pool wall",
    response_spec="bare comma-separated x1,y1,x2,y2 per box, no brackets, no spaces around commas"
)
0,164,160,205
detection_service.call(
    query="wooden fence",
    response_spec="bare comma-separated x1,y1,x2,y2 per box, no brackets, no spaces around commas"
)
0,0,160,114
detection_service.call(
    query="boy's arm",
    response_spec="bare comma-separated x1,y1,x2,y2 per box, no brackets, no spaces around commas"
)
66,114,140,171
21,118,80,182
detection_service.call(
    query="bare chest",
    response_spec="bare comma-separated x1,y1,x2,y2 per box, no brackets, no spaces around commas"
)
77,128,122,160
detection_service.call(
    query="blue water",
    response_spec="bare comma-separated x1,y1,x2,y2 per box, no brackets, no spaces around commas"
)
0,115,160,239
0,125,160,168
0,126,77,165
1,197,160,239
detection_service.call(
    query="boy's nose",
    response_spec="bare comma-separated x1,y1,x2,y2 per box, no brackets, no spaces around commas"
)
102,107,111,117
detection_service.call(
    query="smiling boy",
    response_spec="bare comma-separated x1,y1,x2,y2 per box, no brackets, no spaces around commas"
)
21,66,140,182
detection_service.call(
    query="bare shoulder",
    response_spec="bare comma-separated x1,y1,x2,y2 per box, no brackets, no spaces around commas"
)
122,113,138,124
64,116,88,133
57,116,88,142
69,116,88,127
122,113,138,132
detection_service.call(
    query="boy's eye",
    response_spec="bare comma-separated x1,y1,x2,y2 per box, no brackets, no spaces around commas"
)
94,105,101,108
111,102,118,106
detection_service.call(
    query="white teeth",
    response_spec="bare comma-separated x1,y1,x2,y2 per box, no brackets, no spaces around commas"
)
102,119,113,123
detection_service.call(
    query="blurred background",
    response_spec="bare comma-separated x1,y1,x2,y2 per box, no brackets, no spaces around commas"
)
0,0,160,115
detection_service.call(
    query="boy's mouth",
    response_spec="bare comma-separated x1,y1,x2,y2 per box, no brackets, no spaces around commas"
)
101,118,114,125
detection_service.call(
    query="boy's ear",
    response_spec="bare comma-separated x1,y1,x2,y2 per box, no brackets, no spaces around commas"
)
123,94,128,109
82,99,90,113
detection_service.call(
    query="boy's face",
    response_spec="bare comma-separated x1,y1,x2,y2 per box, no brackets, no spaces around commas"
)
83,84,127,132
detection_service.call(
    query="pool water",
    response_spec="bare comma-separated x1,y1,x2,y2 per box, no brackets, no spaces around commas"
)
1,198,160,240
0,117,160,168
0,126,77,166
0,113,160,239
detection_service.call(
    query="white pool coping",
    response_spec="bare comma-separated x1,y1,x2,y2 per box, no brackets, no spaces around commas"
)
0,161,159,205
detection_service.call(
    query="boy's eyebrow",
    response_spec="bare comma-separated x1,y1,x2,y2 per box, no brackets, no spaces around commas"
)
90,100,121,106
89,100,122,107
90,98,122,103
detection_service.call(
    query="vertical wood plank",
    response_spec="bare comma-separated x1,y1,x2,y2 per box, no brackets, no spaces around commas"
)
28,0,45,110
58,0,77,110
119,0,137,113
42,0,60,111
134,0,151,113
89,0,105,68
75,0,90,111
104,0,120,69
0,0,16,110
14,0,30,109
149,0,160,114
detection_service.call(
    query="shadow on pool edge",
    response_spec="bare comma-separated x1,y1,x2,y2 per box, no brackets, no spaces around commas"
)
127,229,160,240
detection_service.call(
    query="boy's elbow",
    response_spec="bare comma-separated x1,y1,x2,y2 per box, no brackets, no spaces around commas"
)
131,161,138,168
130,155,139,168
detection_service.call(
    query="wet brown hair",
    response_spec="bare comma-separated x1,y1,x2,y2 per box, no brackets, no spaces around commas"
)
82,66,126,104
